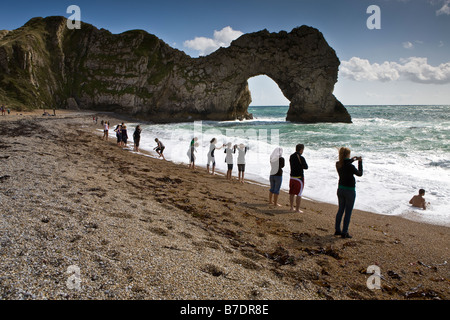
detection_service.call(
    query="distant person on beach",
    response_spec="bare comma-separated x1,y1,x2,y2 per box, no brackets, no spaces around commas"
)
103,121,109,140
236,144,249,184
121,125,128,147
133,125,142,152
269,147,284,207
207,138,223,175
224,142,236,180
188,137,198,169
1,105,5,116
334,147,363,239
114,124,123,147
154,138,166,160
409,189,429,210
289,144,308,213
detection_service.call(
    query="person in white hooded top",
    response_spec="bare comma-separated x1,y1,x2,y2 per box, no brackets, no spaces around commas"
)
236,144,249,184
269,147,285,207
224,142,235,180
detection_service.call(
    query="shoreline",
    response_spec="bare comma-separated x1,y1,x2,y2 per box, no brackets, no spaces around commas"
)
0,110,448,300
95,114,449,229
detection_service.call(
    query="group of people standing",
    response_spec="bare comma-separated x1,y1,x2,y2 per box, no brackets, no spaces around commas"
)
101,120,142,153
189,138,364,238
98,117,364,238
100,118,165,157
1,104,10,115
199,138,249,184
269,144,363,239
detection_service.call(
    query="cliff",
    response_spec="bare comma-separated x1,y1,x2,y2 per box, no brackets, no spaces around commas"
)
0,16,351,123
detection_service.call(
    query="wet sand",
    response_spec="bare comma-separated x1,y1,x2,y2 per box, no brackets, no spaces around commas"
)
0,110,448,300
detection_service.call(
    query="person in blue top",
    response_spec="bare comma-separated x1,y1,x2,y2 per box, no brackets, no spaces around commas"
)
334,147,363,239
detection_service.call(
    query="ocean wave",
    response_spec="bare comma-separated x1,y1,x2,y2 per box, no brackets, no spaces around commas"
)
427,160,450,169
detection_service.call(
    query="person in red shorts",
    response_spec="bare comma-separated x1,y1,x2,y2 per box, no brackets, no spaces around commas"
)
289,144,308,213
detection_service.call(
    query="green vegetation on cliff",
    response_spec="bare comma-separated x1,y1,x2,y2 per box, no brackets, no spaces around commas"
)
0,16,181,111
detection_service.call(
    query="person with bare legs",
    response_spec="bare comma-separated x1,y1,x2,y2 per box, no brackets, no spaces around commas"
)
289,144,308,213
236,144,248,184
224,142,236,180
188,137,198,170
154,138,166,160
207,138,223,175
103,121,109,140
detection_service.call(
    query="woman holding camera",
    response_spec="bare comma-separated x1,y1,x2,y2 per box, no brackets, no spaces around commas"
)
335,147,363,239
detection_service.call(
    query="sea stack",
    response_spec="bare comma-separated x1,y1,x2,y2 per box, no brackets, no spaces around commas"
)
0,16,351,123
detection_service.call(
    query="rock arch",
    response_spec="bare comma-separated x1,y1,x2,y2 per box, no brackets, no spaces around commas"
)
169,26,351,123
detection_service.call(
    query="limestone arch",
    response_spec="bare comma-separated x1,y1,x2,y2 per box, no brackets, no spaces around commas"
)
201,26,352,123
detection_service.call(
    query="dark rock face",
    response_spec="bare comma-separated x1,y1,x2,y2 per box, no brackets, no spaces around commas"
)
0,16,351,123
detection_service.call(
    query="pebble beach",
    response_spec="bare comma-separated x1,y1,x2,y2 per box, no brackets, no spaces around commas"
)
0,110,448,301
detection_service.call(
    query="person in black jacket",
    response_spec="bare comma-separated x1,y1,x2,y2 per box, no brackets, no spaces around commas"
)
133,125,142,152
334,147,363,238
289,144,308,212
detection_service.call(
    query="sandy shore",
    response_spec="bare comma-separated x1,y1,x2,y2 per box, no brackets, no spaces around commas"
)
0,110,448,300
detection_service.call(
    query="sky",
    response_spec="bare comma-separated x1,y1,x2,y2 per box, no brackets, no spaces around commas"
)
1,0,449,106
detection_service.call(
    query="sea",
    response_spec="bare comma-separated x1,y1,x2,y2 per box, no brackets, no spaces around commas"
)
110,105,450,227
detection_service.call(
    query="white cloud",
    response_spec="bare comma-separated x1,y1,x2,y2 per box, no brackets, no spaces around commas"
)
398,57,450,83
340,57,450,84
340,57,400,82
184,26,243,56
402,41,414,49
436,0,450,15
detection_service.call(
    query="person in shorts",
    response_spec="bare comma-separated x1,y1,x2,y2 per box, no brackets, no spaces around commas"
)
103,121,109,140
224,142,235,180
154,138,166,160
289,144,308,213
236,144,248,184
